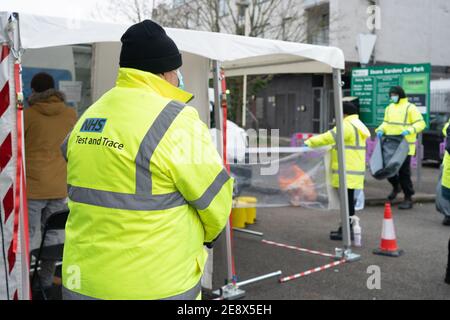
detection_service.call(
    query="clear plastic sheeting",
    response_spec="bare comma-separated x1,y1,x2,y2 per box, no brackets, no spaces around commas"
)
230,147,339,210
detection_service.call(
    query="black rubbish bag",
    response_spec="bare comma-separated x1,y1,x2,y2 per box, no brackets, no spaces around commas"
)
436,167,450,217
370,135,409,180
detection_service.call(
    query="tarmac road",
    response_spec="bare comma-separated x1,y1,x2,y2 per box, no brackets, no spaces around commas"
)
213,190,450,300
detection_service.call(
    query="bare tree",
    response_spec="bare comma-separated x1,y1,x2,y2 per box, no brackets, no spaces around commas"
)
153,0,224,31
223,0,290,37
152,2,189,28
97,0,336,45
95,0,340,127
93,0,157,23
153,0,293,37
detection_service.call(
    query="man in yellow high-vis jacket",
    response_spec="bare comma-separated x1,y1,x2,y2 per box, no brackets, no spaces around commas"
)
376,86,426,210
61,21,233,300
441,121,450,226
306,102,371,241
441,121,450,284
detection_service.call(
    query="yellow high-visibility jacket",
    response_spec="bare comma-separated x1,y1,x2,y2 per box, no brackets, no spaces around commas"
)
305,114,371,190
61,68,233,300
376,98,426,156
442,122,450,196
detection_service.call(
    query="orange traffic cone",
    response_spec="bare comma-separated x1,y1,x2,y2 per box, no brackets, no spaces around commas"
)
373,203,404,257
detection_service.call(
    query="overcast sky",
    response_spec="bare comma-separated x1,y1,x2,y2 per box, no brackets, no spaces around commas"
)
2,0,167,22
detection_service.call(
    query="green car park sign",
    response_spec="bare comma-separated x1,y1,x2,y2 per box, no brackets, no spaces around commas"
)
351,63,431,128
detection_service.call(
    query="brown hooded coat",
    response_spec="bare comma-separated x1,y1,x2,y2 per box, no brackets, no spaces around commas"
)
24,89,77,199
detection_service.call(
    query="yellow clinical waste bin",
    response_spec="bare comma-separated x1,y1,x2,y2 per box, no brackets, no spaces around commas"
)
237,197,258,225
231,202,247,229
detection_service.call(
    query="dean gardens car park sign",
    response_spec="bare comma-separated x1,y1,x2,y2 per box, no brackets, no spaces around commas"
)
351,63,431,128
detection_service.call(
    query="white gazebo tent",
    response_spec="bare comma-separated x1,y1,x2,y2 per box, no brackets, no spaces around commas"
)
0,6,356,300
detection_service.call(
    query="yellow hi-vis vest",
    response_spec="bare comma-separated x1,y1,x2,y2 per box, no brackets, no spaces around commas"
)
61,68,233,300
305,114,371,190
376,98,426,156
442,122,450,192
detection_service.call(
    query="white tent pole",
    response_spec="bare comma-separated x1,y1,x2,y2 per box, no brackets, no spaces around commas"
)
332,68,351,249
241,4,250,129
9,13,23,60
213,60,224,158
242,75,247,127
212,62,285,299
212,60,234,283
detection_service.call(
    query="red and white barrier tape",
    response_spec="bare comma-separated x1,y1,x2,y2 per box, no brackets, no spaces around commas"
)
295,133,315,140
279,259,347,283
262,239,336,258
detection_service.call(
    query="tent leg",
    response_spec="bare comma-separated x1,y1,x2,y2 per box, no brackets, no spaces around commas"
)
416,134,423,192
211,64,282,300
212,60,235,284
332,68,360,262
242,75,247,127
213,60,224,158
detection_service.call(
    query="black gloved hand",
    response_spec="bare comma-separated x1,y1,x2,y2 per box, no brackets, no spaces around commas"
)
204,242,214,249
203,233,223,249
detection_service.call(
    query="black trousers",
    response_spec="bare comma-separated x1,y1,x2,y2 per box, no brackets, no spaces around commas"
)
388,156,415,198
348,189,355,217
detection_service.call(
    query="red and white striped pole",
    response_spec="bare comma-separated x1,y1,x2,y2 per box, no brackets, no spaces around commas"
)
262,239,336,258
279,259,347,283
0,13,31,300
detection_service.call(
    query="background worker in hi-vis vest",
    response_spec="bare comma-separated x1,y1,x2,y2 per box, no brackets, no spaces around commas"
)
376,86,426,210
439,121,450,284
305,102,371,241
61,20,233,300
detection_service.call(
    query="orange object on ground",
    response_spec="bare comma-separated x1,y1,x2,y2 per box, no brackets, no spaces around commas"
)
278,165,317,206
373,203,404,257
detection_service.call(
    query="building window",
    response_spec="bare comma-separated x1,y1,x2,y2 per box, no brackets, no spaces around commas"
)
306,3,330,45
281,17,292,40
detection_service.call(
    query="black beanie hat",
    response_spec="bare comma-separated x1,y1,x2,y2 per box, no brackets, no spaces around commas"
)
343,102,358,115
389,86,406,99
31,72,55,93
120,20,182,74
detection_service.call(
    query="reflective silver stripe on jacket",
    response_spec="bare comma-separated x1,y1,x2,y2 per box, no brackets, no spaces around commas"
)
189,169,231,211
62,280,201,300
331,124,365,151
68,186,187,211
330,130,337,140
61,132,71,162
68,100,229,211
332,170,365,176
347,123,366,150
161,280,202,300
386,104,412,126
135,101,185,195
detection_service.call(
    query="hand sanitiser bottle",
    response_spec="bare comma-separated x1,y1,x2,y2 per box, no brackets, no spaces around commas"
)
352,216,362,247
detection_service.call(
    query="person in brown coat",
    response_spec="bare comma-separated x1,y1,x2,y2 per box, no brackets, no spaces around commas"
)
25,72,77,293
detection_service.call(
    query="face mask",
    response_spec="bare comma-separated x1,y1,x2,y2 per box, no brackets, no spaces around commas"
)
390,95,400,104
177,70,185,90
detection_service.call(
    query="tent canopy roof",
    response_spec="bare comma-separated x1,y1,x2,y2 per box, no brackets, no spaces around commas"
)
0,6,345,74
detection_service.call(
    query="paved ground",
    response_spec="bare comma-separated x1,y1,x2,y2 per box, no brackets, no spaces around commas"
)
365,164,439,202
213,165,450,300
43,165,447,300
